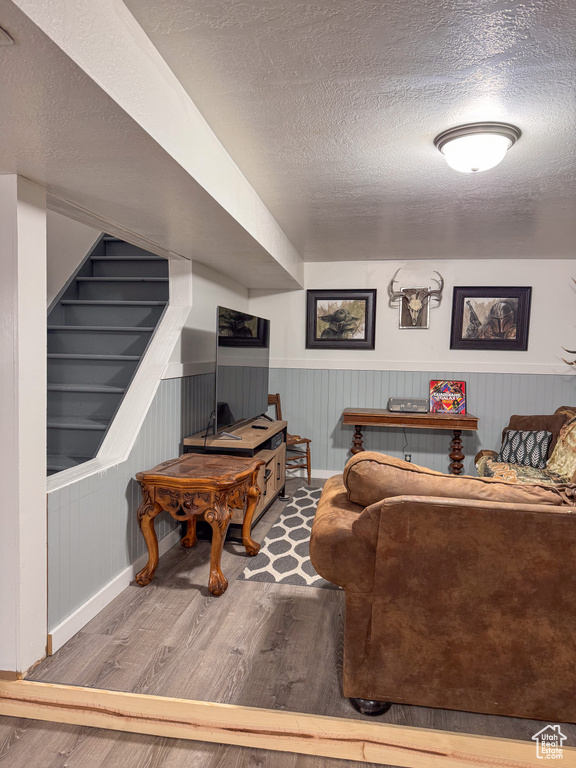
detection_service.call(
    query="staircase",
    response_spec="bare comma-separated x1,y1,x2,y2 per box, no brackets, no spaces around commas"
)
47,236,169,475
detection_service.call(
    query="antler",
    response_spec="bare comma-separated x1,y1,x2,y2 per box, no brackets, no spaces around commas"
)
389,269,445,305
562,281,576,366
424,272,444,303
387,268,406,304
562,345,576,364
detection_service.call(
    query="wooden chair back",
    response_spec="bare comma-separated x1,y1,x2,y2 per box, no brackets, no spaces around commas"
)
268,393,283,421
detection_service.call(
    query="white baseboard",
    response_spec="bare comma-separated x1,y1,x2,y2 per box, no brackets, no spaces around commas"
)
48,528,181,654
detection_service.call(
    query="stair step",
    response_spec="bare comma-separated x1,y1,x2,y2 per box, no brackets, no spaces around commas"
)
91,256,168,278
60,301,166,327
48,384,124,420
76,277,169,301
47,455,92,472
48,353,140,361
48,356,139,387
91,256,166,262
47,383,126,393
76,277,168,282
47,326,154,356
61,300,166,306
48,326,155,332
48,427,105,456
102,240,166,261
47,417,108,431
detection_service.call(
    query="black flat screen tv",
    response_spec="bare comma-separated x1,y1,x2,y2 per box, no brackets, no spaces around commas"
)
214,306,270,434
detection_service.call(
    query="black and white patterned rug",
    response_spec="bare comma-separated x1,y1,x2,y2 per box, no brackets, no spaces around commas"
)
237,486,338,589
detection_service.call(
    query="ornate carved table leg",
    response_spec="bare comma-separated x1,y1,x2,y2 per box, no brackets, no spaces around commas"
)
241,473,262,557
351,425,364,455
181,517,197,548
449,429,465,475
305,441,312,484
205,496,233,597
135,486,162,586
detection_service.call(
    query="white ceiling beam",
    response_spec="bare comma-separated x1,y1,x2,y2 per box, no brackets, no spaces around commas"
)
8,0,303,289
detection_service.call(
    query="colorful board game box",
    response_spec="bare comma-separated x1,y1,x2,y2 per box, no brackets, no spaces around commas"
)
429,380,466,414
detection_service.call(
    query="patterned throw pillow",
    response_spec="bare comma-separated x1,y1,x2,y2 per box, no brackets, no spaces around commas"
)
546,416,576,481
497,429,553,469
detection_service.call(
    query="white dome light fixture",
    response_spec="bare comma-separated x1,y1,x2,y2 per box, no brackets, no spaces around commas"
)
434,122,521,174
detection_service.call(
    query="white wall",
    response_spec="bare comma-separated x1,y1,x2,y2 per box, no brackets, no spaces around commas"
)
250,259,576,375
46,210,101,305
0,176,47,673
163,261,250,378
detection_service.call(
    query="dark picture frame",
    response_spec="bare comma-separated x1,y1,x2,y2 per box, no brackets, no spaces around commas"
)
218,307,269,347
450,287,532,351
306,289,377,350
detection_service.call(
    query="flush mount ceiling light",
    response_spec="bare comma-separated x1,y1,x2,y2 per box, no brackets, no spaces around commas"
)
434,122,521,174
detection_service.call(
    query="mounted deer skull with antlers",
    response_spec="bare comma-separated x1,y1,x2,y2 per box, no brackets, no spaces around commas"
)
388,269,444,328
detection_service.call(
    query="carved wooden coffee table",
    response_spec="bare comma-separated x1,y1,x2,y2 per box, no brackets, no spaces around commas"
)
135,453,264,596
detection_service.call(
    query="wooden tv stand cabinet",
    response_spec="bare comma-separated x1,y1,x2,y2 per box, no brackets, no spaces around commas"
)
183,418,288,533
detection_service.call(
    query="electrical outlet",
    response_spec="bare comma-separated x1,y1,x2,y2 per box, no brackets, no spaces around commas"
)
404,453,412,462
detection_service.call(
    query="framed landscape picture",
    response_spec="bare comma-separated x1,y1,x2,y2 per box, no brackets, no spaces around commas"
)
450,286,532,351
306,289,377,349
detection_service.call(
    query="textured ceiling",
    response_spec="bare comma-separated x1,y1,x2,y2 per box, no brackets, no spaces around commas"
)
0,0,301,289
123,0,576,261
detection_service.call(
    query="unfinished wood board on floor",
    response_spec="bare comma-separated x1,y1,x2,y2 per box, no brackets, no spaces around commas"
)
0,680,563,768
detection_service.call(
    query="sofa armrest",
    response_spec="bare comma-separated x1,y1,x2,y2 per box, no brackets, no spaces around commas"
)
310,475,376,591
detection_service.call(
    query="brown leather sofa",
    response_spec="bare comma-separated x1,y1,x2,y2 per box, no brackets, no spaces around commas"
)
310,451,576,722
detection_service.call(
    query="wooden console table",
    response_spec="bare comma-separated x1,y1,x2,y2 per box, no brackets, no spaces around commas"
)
342,408,479,475
135,454,264,597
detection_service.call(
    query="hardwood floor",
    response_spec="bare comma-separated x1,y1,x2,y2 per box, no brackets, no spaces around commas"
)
1,477,574,767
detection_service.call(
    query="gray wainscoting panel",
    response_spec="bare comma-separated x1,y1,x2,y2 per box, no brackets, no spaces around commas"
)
47,373,214,631
217,364,268,428
48,366,575,630
269,368,576,475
